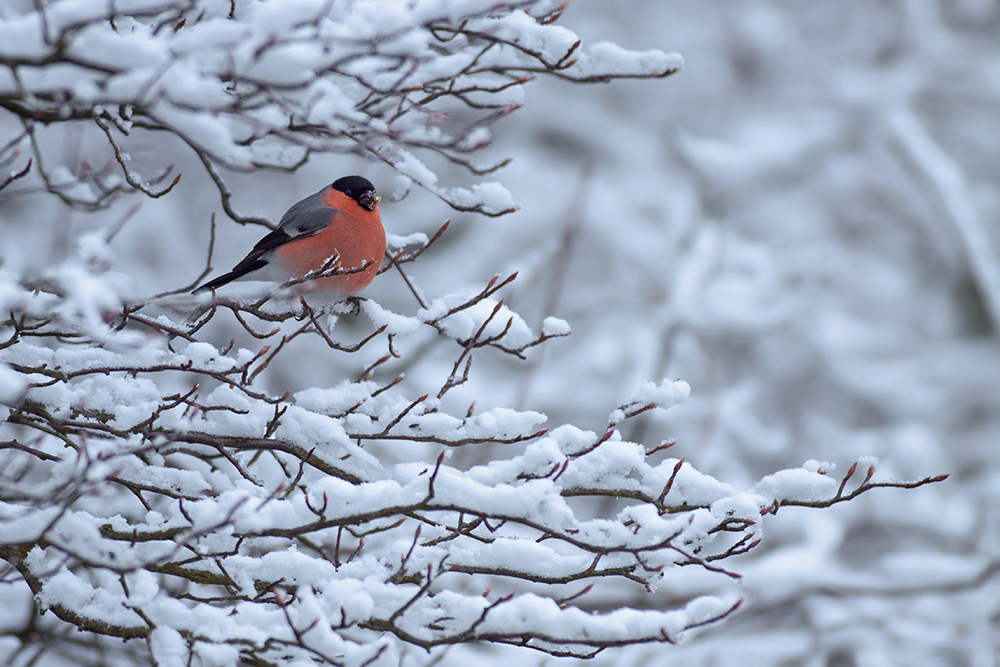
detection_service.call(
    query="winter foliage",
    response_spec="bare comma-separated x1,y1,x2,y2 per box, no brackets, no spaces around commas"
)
0,1,971,666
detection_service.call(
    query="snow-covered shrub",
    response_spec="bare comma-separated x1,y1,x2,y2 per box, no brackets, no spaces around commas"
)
0,1,944,666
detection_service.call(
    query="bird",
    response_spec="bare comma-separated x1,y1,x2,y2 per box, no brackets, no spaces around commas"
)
194,176,385,301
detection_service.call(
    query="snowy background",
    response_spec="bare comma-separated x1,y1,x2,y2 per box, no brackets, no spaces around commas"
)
3,0,998,665
494,3,1000,664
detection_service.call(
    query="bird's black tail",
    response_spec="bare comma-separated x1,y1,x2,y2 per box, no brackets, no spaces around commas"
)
192,260,267,294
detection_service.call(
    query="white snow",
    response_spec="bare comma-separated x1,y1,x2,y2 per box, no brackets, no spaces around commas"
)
361,299,422,335
0,1,980,666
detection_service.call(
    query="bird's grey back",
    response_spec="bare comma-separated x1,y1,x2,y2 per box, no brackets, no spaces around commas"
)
278,188,336,237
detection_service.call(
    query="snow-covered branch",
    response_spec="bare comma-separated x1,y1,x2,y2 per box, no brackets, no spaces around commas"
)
0,3,950,666
0,0,680,218
0,222,945,665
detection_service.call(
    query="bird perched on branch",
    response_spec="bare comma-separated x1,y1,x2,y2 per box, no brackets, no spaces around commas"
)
194,176,385,301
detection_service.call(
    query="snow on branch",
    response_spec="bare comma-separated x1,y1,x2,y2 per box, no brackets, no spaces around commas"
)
0,0,681,218
0,221,946,666
0,3,945,666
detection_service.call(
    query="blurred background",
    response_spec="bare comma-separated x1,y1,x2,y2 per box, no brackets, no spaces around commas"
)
485,2,1000,664
4,0,999,664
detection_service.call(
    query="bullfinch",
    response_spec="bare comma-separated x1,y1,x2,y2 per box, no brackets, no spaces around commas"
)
194,175,385,300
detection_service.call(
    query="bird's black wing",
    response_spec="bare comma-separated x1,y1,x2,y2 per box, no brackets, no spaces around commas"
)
192,258,270,293
193,190,335,293
232,190,336,271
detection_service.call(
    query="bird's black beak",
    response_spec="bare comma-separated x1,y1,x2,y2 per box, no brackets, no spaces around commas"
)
359,190,380,211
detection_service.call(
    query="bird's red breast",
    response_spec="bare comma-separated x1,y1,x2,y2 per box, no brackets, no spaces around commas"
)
271,187,385,296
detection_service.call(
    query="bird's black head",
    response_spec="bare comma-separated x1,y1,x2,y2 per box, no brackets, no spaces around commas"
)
333,175,380,211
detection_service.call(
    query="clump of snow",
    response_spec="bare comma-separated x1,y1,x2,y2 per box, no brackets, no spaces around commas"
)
29,550,145,630
0,363,26,404
754,467,838,503
802,459,836,474
361,299,421,335
447,182,518,215
418,295,536,347
856,455,879,470
392,149,439,186
385,231,429,249
629,378,691,409
294,381,376,415
576,41,683,77
541,316,571,336
183,341,221,366
75,232,115,273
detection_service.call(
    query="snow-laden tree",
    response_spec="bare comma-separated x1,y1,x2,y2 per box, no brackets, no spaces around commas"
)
0,1,945,666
